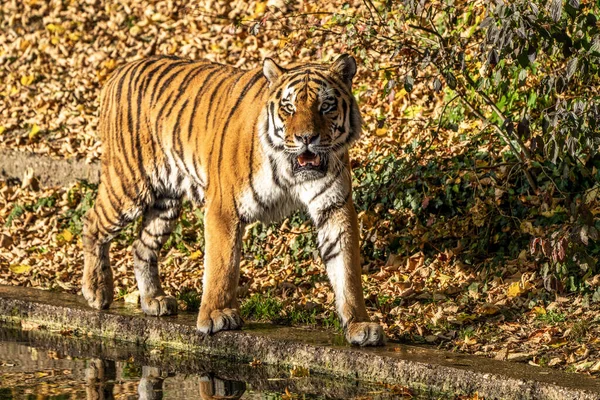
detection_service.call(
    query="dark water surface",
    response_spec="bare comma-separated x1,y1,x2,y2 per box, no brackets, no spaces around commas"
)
0,326,410,400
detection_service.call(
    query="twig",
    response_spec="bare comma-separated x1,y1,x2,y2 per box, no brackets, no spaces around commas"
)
454,89,538,192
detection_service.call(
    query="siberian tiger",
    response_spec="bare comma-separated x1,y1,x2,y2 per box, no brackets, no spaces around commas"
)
82,54,385,346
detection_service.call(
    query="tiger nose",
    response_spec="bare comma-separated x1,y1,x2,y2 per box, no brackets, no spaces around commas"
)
295,133,319,145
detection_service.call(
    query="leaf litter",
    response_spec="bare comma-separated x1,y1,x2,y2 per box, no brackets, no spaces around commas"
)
0,0,600,379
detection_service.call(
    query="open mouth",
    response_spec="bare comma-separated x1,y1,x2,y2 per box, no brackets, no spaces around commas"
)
297,151,321,167
292,151,327,176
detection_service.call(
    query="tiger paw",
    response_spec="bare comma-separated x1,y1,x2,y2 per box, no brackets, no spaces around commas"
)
82,277,113,310
197,308,243,334
346,322,385,346
141,295,178,316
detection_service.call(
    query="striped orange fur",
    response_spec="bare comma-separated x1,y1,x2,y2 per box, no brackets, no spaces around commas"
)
82,54,384,346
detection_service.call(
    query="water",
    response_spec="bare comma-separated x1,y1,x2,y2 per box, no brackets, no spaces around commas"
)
0,327,408,400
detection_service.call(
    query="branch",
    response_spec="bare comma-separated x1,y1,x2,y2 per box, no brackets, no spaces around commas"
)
454,89,538,192
463,74,532,160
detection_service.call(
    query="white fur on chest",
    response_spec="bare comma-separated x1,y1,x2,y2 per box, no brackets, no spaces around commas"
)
238,152,348,225
237,154,299,224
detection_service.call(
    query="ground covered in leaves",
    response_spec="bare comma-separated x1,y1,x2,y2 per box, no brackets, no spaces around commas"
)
2,0,600,381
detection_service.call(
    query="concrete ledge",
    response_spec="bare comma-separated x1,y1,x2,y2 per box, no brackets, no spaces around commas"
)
0,149,100,186
1,286,599,399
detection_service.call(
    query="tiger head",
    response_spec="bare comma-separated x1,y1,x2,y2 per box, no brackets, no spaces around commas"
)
261,54,362,180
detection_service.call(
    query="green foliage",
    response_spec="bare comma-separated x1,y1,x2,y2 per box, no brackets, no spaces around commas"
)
241,294,283,321
177,288,201,312
60,180,97,236
313,0,600,291
536,310,566,324
5,203,25,227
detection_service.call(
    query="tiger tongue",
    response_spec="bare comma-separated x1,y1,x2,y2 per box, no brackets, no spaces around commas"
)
297,152,321,167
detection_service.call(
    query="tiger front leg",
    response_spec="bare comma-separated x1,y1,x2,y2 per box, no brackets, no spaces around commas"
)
312,197,385,346
196,204,244,334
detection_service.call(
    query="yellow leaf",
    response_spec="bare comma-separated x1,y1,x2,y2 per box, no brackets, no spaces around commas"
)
464,336,477,345
549,341,568,348
532,306,546,316
189,250,203,260
129,25,141,37
10,264,31,274
58,229,74,243
404,105,422,118
395,88,408,99
506,281,530,298
438,273,452,286
375,127,388,136
0,126,5,135
20,74,34,86
104,59,117,70
46,23,65,34
479,303,500,315
254,1,267,15
278,37,288,49
19,39,31,51
29,124,40,140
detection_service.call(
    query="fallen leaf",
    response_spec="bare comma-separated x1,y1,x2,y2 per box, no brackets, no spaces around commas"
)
9,264,31,274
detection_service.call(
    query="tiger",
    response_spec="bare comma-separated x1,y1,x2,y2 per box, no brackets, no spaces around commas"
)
82,54,385,346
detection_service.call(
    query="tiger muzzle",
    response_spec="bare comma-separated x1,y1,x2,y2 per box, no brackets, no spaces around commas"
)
292,149,328,177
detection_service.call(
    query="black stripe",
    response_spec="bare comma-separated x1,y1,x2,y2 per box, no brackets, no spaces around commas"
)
320,239,337,260
132,59,164,183
322,251,341,264
153,201,174,211
232,195,249,224
263,125,284,151
340,99,348,127
248,129,269,210
209,70,244,129
191,156,206,187
113,61,141,163
134,247,157,264
308,163,344,203
143,228,171,239
315,191,350,230
172,99,189,156
269,102,284,141
252,79,268,100
139,237,161,251
285,78,303,89
114,62,145,198
103,184,125,216
187,67,223,140
312,70,348,92
213,70,264,196
137,61,170,163
268,155,284,189
154,91,176,137
158,211,179,221
310,78,329,87
347,100,360,143
150,61,189,105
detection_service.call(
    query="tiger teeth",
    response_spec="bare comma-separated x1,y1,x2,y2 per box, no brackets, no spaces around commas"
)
297,153,321,167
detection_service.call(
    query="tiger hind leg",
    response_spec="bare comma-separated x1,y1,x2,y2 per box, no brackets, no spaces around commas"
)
133,196,181,316
82,182,144,309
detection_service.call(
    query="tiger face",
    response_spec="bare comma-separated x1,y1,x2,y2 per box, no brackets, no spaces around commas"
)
262,55,362,180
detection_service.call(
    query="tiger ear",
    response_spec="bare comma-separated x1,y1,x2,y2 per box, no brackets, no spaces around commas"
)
263,58,285,85
330,54,357,86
